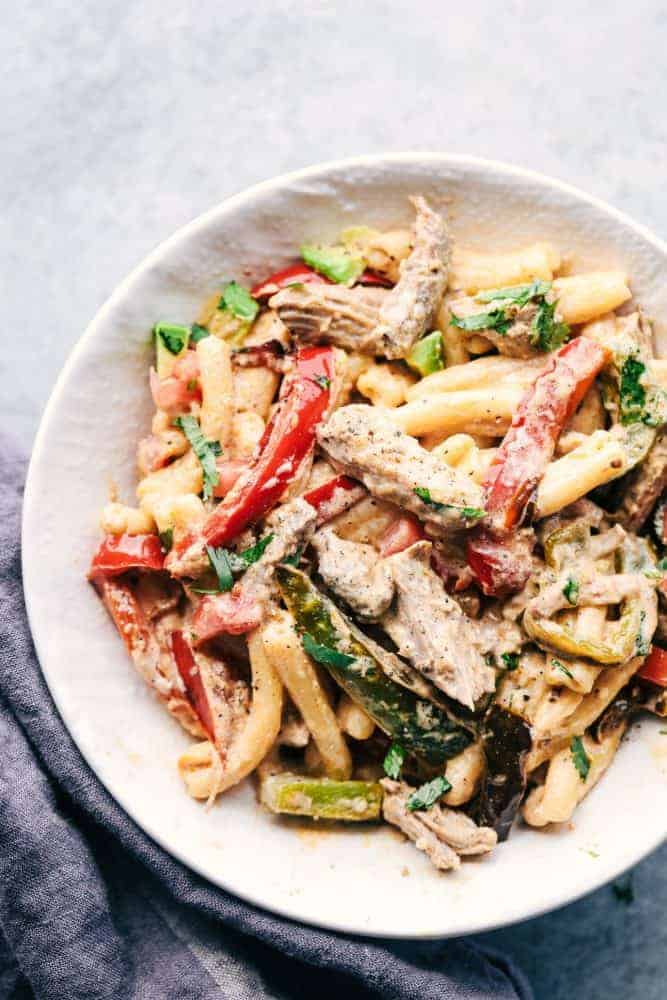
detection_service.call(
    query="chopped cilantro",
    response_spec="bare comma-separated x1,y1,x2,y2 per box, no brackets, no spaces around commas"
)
218,281,259,322
552,658,574,681
206,545,234,593
282,545,304,567
413,486,485,521
563,577,580,606
154,322,190,355
531,298,570,352
301,633,356,668
501,652,520,671
173,415,221,500
619,355,647,425
236,534,274,566
313,374,331,391
570,736,590,781
406,775,452,812
158,528,173,552
383,743,405,780
475,279,552,306
190,323,210,343
450,308,512,336
612,876,634,904
301,243,365,285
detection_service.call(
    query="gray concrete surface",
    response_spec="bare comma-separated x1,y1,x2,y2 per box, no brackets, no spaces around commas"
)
3,1,666,996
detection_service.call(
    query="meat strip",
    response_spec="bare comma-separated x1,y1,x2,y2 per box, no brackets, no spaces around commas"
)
382,541,496,709
371,196,450,359
317,405,484,534
311,526,395,620
269,284,387,353
381,779,497,871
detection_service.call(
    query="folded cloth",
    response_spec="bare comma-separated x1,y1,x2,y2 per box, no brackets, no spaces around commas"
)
0,437,532,1000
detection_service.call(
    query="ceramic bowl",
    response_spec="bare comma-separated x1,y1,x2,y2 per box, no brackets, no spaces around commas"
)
23,154,667,938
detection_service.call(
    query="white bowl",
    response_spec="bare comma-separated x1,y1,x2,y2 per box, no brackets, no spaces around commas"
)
23,153,667,938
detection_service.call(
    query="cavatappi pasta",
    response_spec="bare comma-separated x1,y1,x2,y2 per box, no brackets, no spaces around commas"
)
88,194,667,874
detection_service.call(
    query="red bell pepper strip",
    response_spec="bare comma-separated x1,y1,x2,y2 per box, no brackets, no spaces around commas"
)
303,474,366,526
638,645,667,687
202,346,336,549
484,337,610,532
467,337,610,595
356,269,393,288
251,263,331,298
171,630,216,737
378,516,427,557
89,533,165,579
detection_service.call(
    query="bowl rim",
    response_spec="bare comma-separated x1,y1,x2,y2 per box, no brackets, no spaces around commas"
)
22,152,667,939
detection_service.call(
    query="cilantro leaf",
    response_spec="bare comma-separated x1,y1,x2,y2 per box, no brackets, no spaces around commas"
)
570,736,590,781
313,374,331,390
563,577,580,606
531,298,570,352
301,633,356,669
282,545,304,567
383,743,405,780
501,652,520,671
619,355,647,425
206,545,234,593
237,534,274,566
552,657,574,681
173,415,221,501
154,322,190,355
407,775,452,812
190,323,210,343
450,308,511,335
413,486,485,521
159,528,174,552
218,281,259,322
475,279,552,306
301,243,365,285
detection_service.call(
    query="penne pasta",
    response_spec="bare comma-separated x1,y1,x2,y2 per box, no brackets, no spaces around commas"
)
553,271,631,325
390,384,523,437
197,336,234,447
449,242,561,294
336,693,375,741
100,502,155,536
357,362,416,408
535,430,627,518
406,354,543,401
262,611,353,778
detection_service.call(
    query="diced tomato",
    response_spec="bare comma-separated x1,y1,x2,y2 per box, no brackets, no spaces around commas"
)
201,346,336,549
251,263,331,298
192,589,263,640
171,630,215,737
149,366,201,415
303,475,366,526
89,533,165,579
638,645,667,688
213,459,250,499
378,517,426,557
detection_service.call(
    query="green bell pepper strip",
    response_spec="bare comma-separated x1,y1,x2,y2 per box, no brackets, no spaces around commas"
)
276,566,474,764
260,774,383,821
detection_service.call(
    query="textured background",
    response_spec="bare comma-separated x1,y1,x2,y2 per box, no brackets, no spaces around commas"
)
3,1,666,996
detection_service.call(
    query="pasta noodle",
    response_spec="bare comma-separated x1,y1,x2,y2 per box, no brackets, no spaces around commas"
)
449,242,561,293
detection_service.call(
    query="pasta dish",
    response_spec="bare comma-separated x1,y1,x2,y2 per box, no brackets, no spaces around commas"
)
88,195,667,872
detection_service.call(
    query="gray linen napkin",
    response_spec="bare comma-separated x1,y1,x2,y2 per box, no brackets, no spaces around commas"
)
0,436,532,1000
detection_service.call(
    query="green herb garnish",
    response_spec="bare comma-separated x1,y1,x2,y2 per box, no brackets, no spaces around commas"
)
173,415,221,501
413,486,485,521
475,279,552,306
301,243,365,285
159,528,174,552
282,545,304,568
206,545,234,593
531,298,570,352
570,736,590,781
501,652,520,672
383,743,405,780
406,775,452,812
154,322,190,355
313,374,331,391
236,533,274,567
619,355,647,425
563,577,580,606
552,658,574,681
218,281,259,322
450,309,512,336
301,633,356,669
190,323,210,343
